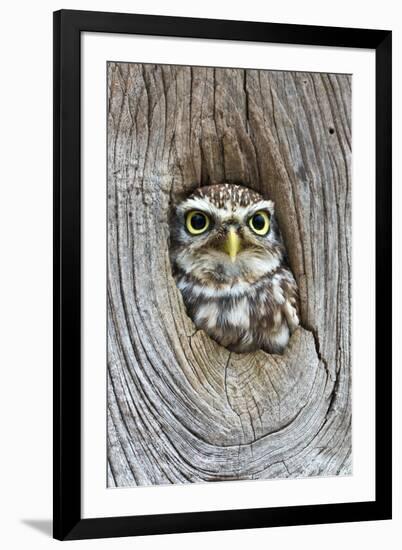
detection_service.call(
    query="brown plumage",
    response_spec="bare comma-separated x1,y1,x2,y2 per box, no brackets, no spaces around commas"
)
170,183,299,354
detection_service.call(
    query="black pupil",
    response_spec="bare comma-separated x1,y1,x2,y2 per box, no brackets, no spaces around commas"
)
191,213,206,230
252,213,266,231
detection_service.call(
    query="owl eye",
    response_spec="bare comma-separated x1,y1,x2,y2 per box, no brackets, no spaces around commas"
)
248,211,270,236
186,211,210,235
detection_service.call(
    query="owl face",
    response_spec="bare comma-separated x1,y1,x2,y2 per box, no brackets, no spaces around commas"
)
170,184,285,287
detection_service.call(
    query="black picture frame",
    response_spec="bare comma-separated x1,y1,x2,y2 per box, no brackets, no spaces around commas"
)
53,9,392,541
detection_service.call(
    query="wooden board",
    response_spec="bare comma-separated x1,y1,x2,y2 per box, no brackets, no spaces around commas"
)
107,63,351,486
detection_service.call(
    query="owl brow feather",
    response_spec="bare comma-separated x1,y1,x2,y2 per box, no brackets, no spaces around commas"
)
243,200,275,217
176,197,221,219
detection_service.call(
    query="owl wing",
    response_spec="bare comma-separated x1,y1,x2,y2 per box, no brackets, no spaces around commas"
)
279,270,300,334
283,297,299,333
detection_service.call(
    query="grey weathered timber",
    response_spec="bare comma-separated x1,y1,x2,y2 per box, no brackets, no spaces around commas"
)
107,63,351,486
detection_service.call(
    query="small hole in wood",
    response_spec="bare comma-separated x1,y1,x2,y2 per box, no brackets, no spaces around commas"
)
329,127,335,135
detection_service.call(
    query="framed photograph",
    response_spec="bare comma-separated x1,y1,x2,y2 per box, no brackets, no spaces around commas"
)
53,9,392,541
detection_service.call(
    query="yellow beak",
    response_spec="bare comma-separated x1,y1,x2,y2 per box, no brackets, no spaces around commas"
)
223,228,241,262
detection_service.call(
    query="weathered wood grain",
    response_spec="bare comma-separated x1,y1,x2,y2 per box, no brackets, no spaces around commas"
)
107,63,351,486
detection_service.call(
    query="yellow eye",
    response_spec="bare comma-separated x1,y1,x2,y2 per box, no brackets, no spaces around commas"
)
248,211,270,235
186,211,210,235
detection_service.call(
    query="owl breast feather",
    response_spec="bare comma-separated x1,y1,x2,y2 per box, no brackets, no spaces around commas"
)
176,268,299,354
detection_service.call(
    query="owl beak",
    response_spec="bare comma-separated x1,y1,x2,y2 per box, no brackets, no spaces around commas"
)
224,228,241,262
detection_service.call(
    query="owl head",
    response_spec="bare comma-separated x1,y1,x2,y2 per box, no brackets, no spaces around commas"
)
170,183,286,287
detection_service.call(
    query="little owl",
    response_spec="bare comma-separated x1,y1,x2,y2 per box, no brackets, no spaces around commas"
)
170,183,299,354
